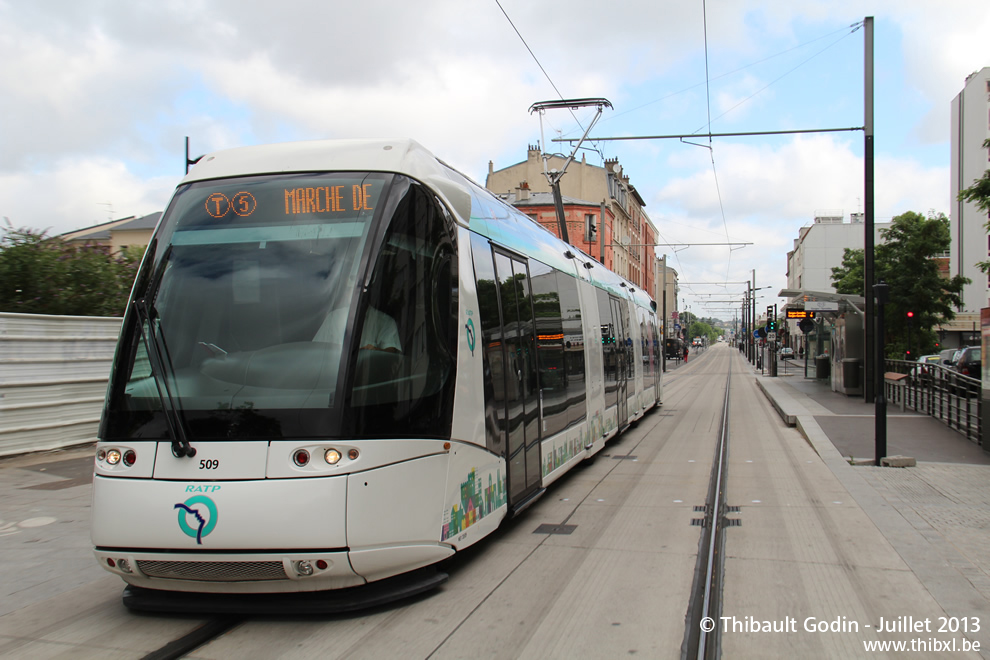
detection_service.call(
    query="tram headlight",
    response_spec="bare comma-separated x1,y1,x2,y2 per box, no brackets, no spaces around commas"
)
295,560,314,576
97,449,107,462
324,449,341,465
106,449,122,465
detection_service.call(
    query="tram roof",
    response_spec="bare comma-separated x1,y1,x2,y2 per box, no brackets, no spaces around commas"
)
183,137,479,224
182,138,652,308
183,138,442,183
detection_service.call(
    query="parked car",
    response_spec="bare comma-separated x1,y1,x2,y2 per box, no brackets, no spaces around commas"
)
909,354,941,381
953,345,981,378
939,348,958,366
779,347,795,359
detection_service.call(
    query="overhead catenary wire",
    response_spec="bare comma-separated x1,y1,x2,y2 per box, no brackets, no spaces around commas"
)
696,0,735,290
494,0,586,134
565,21,865,133
494,0,563,100
497,2,862,320
688,22,862,135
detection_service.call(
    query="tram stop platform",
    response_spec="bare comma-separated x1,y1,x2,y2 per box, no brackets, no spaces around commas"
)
753,361,990,656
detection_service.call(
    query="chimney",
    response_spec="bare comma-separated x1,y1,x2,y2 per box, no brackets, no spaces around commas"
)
517,181,530,201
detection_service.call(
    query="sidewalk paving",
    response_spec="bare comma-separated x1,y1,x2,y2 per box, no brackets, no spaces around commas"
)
753,360,990,657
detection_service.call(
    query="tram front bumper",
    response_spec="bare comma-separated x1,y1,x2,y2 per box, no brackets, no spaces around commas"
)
91,453,455,593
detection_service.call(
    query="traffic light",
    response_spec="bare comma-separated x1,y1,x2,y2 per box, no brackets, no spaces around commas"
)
585,214,597,242
906,311,914,319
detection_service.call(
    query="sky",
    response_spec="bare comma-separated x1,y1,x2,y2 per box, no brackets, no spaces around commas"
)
2,0,988,320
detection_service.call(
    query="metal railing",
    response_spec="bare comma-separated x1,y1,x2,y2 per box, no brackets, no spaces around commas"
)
883,359,981,444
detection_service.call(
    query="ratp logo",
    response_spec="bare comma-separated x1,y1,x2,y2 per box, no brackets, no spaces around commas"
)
174,495,218,544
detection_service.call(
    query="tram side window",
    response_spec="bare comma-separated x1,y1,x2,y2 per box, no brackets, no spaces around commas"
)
346,180,458,438
557,273,586,428
621,299,634,389
640,311,654,391
597,288,618,408
530,260,566,438
471,233,505,456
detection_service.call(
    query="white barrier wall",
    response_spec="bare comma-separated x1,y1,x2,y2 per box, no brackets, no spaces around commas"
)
0,312,122,457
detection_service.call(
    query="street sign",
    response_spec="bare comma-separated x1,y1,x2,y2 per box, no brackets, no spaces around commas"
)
806,301,839,312
767,332,777,341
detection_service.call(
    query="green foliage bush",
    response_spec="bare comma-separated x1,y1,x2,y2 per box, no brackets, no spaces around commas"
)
0,223,142,317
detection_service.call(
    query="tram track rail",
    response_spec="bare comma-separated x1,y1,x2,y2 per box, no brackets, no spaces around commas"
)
140,618,243,660
682,352,732,660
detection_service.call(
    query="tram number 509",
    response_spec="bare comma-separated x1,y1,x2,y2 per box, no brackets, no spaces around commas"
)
199,459,220,470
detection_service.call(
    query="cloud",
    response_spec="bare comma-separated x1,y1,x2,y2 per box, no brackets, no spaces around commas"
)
0,158,174,235
655,134,946,223
0,0,983,317
648,133,948,302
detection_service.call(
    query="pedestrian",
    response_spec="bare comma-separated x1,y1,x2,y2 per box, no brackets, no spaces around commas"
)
683,345,689,363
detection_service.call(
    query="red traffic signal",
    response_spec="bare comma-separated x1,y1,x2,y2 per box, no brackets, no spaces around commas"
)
906,311,914,318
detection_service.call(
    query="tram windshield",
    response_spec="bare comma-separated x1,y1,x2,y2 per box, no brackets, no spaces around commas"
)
101,172,458,441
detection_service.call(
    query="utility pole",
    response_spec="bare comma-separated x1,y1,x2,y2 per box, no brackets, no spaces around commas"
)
743,286,750,362
751,270,757,364
661,255,668,373
863,16,876,403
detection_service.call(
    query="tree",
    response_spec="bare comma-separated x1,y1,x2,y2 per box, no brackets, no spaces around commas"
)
830,248,865,295
830,211,968,357
687,320,720,345
957,137,990,273
0,223,141,316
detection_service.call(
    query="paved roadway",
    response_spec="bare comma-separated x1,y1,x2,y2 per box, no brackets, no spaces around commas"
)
1,344,988,658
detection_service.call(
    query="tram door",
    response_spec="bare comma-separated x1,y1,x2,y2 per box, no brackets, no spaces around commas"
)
492,251,543,507
610,297,628,428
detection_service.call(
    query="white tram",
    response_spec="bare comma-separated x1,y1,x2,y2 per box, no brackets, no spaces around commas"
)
91,139,662,609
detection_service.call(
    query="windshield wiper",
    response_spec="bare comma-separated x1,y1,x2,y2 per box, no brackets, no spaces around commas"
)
133,298,197,458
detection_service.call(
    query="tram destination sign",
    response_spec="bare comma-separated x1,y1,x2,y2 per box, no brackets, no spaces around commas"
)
786,310,817,319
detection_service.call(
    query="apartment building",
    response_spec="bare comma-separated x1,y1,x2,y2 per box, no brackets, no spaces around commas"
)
950,66,990,312
486,145,657,298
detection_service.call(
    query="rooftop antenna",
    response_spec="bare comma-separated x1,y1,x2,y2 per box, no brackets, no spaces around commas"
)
529,98,612,245
185,136,204,174
97,202,114,222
